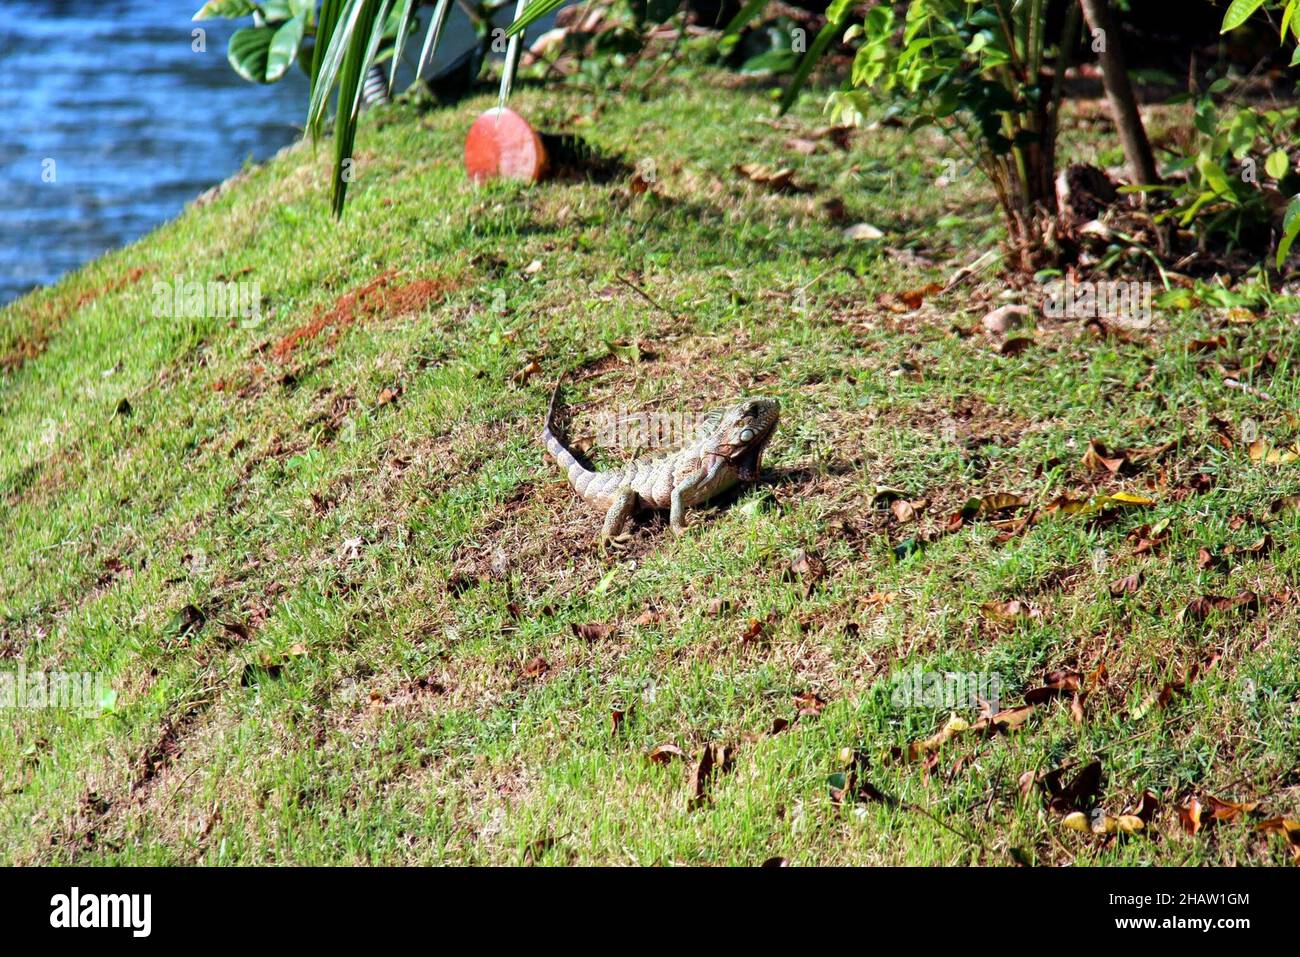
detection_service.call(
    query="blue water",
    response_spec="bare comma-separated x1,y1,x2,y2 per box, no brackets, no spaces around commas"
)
0,0,500,307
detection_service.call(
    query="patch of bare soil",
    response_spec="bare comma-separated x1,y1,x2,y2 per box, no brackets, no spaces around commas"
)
270,271,459,362
1,266,150,373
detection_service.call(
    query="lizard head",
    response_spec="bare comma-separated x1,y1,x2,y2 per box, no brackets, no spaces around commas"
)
711,398,779,481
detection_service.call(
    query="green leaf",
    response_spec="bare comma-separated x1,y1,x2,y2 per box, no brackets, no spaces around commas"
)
499,0,529,107
723,0,768,36
1282,0,1297,43
227,26,276,83
740,49,799,75
332,0,391,216
387,0,419,94
414,0,455,79
505,0,568,38
193,0,256,19
308,0,369,138
1197,155,1233,197
1278,195,1300,268
1267,149,1291,179
778,0,853,114
266,15,306,81
1221,0,1266,33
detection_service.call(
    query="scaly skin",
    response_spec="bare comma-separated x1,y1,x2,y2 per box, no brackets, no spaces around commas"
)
542,382,779,541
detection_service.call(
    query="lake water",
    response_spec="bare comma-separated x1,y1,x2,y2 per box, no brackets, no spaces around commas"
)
0,0,507,307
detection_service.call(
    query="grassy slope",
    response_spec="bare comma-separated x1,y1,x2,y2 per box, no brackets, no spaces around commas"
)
1,76,1298,865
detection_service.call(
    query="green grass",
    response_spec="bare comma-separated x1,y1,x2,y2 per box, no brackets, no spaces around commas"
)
2,74,1299,865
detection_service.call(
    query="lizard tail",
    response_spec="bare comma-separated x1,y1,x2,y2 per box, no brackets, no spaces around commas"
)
541,377,596,491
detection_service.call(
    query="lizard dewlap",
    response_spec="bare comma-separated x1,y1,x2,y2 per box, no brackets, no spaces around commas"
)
542,382,779,543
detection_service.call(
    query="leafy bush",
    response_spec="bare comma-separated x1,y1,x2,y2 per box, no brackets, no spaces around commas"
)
831,0,1081,270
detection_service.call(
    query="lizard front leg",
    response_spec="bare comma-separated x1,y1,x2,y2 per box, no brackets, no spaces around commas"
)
601,486,640,547
669,470,708,536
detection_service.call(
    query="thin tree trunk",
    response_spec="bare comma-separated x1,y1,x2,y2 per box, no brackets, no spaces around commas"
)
1078,0,1160,185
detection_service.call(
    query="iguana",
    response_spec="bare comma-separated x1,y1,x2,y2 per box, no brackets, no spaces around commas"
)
542,381,779,541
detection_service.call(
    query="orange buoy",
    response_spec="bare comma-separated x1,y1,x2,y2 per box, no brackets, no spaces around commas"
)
464,107,549,184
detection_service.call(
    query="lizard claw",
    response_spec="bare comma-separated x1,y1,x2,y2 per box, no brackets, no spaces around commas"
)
600,532,635,555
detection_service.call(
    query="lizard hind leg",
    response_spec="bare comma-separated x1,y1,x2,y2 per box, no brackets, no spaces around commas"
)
600,487,640,550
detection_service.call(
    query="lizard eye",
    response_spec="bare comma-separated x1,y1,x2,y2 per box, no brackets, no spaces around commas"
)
739,427,756,442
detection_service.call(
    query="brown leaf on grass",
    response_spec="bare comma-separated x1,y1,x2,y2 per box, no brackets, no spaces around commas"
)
1255,818,1300,861
688,743,737,809
1129,518,1171,555
739,617,770,645
891,498,917,523
761,856,789,867
1189,334,1227,353
610,704,633,736
1269,494,1300,516
983,704,1036,732
1179,795,1260,833
706,597,733,617
862,591,898,609
1081,439,1128,475
1196,547,1221,571
521,656,548,678
769,717,791,736
1248,438,1300,465
1024,670,1083,704
571,621,614,641
732,163,808,193
785,549,827,595
829,749,893,806
899,282,943,311
809,123,854,149
1205,794,1261,821
511,359,542,384
1224,533,1275,558
1109,571,1144,596
377,386,400,406
647,744,685,765
892,704,1035,764
966,492,1028,518
793,691,827,717
785,137,818,155
999,336,1034,356
1123,790,1160,826
822,197,850,223
1041,760,1103,814
1180,591,1259,623
1178,797,1204,834
981,599,1036,623
1070,692,1086,725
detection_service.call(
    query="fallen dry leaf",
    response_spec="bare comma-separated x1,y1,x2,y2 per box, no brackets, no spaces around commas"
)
732,163,807,193
1180,591,1259,623
570,621,613,641
785,549,827,596
1023,670,1083,704
1255,817,1300,861
793,691,827,717
1041,760,1103,814
647,744,685,765
688,742,736,809
1082,439,1128,475
1180,794,1260,833
1109,571,1144,596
